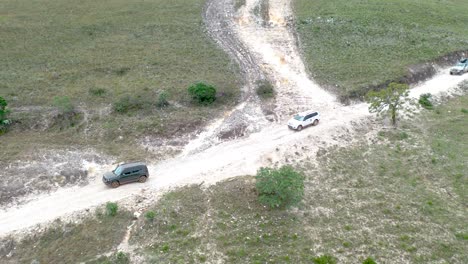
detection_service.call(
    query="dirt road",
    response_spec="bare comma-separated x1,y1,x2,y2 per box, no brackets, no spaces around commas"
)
1,0,467,236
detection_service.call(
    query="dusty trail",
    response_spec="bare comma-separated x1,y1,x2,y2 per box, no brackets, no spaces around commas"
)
1,0,468,236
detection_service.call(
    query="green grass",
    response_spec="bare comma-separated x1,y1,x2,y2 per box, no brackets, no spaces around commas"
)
298,95,468,263
1,207,132,264
293,0,468,98
1,0,238,107
0,0,240,159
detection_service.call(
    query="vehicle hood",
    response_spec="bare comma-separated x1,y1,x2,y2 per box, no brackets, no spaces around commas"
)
288,118,301,126
451,66,465,71
103,171,117,180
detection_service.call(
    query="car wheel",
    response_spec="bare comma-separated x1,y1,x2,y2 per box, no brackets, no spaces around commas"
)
138,176,147,183
111,181,120,188
313,119,319,126
297,125,303,131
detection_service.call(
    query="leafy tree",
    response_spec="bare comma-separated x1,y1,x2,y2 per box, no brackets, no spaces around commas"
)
366,82,413,126
0,96,11,132
188,82,216,105
255,165,305,209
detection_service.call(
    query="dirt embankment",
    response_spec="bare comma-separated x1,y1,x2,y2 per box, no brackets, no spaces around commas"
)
0,150,108,208
361,50,468,101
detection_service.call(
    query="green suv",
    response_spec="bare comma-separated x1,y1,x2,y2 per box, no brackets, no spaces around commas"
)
102,162,149,188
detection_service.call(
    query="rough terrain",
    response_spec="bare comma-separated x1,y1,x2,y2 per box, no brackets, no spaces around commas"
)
1,0,468,238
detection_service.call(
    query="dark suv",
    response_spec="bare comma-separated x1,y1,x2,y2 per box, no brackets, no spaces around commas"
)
103,162,149,188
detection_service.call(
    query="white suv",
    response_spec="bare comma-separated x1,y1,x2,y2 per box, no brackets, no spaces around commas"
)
287,111,320,131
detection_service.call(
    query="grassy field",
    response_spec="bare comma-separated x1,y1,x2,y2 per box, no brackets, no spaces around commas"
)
1,207,132,264
0,0,240,159
293,0,468,98
2,95,466,263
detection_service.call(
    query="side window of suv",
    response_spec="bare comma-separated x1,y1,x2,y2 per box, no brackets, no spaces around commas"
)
311,112,317,118
304,114,311,121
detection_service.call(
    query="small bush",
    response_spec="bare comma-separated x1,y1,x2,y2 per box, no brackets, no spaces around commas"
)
461,108,468,114
418,93,433,110
0,96,11,133
115,251,130,264
362,257,377,264
113,95,149,113
313,255,336,264
106,202,118,217
145,210,156,221
256,79,275,99
188,82,216,105
53,96,74,114
89,87,107,97
255,165,305,209
156,91,169,108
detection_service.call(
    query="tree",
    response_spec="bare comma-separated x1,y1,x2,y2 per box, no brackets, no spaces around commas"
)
188,82,216,105
0,96,11,132
366,82,413,127
255,165,305,209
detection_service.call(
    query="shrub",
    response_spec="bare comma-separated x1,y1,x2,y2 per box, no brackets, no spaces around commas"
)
256,79,275,99
114,251,130,264
188,82,216,105
53,96,74,114
113,95,149,113
0,96,11,133
145,210,156,221
156,91,169,108
363,257,377,264
255,165,305,209
89,87,107,97
106,202,118,217
313,255,336,264
461,108,468,114
418,93,433,110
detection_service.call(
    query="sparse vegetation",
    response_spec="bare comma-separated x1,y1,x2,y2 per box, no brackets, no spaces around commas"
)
313,255,337,264
255,165,305,209
156,91,170,108
188,82,217,105
256,79,275,99
362,257,377,264
294,0,468,98
88,87,107,97
234,0,246,10
53,96,74,115
5,94,468,264
419,93,434,110
1,0,240,161
366,82,413,126
113,95,150,113
0,96,11,133
106,202,118,217
0,208,131,264
145,210,156,222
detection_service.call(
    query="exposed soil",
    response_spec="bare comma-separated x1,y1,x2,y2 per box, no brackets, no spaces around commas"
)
341,50,468,102
0,149,109,207
1,0,468,238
